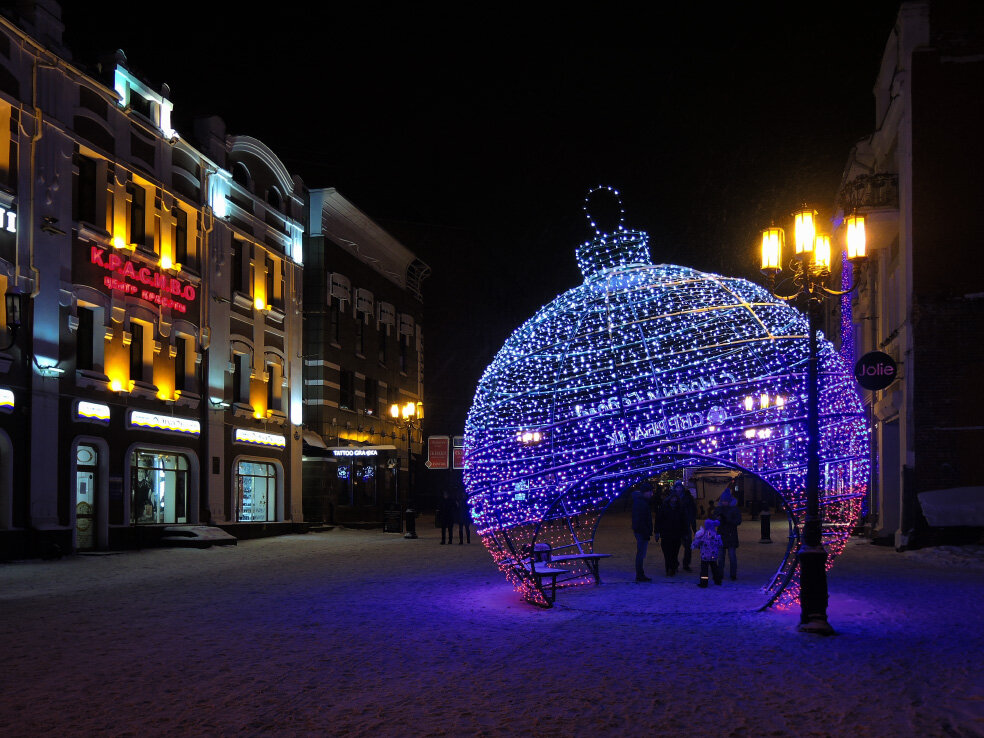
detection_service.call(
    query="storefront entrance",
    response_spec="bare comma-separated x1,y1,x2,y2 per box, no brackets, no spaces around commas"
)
131,450,189,524
75,444,97,549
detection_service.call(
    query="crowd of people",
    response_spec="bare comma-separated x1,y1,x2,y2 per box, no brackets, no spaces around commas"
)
632,479,745,587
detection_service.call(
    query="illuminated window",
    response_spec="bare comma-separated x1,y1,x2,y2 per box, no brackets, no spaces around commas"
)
131,451,189,525
236,460,277,522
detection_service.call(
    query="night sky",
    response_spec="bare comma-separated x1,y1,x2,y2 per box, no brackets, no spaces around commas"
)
58,2,903,432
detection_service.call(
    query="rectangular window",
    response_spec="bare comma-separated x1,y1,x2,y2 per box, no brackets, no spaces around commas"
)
127,183,146,249
364,377,378,417
339,370,354,410
74,155,98,225
355,318,364,356
233,353,251,405
129,322,145,382
399,336,408,374
265,256,274,307
77,307,94,371
174,336,187,392
173,207,188,266
231,240,244,294
378,331,387,366
329,305,340,346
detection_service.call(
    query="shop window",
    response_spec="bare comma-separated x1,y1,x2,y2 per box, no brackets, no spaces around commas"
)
73,153,99,225
127,182,147,250
76,444,98,550
232,352,251,406
236,460,277,522
131,451,189,524
339,370,354,411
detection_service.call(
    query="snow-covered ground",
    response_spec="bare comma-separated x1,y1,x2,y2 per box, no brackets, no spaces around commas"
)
1,511,982,737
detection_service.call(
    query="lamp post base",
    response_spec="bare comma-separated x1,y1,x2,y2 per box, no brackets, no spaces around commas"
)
797,544,833,635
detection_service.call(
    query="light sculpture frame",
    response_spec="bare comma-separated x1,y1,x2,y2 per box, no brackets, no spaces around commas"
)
464,188,869,609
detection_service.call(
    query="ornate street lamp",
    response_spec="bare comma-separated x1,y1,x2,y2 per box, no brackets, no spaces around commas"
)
390,400,423,539
760,207,867,634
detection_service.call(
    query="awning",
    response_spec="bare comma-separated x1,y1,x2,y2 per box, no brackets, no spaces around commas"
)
303,431,328,449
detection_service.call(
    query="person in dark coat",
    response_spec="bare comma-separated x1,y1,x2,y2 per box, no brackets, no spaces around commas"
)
656,492,688,576
631,484,655,581
438,490,457,545
714,488,742,579
672,481,698,572
456,489,472,544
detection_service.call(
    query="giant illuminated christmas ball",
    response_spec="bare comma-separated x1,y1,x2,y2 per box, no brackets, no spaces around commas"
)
464,189,868,607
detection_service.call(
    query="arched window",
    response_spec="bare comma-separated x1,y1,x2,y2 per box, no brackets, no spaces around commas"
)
231,161,251,190
267,186,282,211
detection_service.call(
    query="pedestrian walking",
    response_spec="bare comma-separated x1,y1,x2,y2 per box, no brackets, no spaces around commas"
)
656,492,688,576
672,481,697,572
631,483,655,581
438,489,457,545
714,488,742,579
691,519,724,587
456,489,472,544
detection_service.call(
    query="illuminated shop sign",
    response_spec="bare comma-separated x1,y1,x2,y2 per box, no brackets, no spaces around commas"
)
234,428,286,448
0,204,15,233
332,448,378,457
0,388,13,412
77,400,110,423
129,410,200,435
89,246,197,314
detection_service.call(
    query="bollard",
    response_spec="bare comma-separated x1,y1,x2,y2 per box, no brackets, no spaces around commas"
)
760,510,772,543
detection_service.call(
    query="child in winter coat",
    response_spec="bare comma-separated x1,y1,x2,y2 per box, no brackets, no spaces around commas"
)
691,519,724,587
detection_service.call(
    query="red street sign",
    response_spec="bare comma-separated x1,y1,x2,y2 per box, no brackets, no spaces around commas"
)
453,447,465,470
426,436,450,469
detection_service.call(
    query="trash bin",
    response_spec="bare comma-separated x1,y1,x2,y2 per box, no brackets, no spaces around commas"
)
383,504,403,533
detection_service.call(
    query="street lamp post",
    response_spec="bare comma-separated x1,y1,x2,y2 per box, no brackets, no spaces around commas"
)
760,207,867,634
391,401,423,540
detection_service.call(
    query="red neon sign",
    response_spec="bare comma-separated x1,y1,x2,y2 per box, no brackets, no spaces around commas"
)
90,246,196,313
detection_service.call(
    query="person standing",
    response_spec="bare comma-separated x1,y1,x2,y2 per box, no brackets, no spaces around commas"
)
714,488,742,580
438,489,457,545
691,519,724,587
656,492,688,576
456,489,472,544
631,483,654,582
673,481,698,572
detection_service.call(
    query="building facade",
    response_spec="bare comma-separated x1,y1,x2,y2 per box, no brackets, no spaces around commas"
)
831,1,984,547
302,188,429,526
0,6,305,556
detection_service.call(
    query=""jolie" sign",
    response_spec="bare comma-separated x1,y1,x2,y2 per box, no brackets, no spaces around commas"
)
854,351,898,391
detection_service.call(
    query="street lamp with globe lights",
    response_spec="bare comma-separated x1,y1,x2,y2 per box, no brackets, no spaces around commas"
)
760,207,867,634
390,400,423,539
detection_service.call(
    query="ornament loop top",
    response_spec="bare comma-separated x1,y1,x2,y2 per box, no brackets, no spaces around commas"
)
584,185,625,235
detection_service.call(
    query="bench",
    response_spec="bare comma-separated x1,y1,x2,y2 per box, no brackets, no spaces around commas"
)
548,553,612,583
514,563,570,604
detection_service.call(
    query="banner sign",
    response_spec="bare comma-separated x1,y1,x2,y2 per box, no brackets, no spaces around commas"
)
854,351,898,391
426,435,450,469
453,447,465,470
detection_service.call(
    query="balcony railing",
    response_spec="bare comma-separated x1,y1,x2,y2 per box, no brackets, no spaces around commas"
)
837,173,899,212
